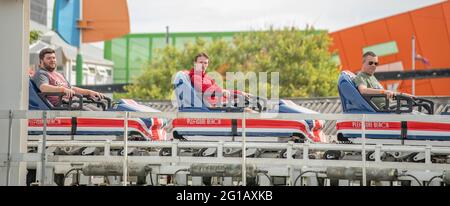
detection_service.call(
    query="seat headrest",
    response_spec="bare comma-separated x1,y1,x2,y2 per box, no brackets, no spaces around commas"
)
342,70,356,79
29,78,50,110
173,71,210,111
338,70,376,113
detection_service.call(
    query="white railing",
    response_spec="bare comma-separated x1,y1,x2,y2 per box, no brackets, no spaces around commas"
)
1,110,450,186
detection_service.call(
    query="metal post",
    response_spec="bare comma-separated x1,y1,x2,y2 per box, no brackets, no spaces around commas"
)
288,165,293,186
165,26,170,45
303,142,309,160
287,141,293,160
76,51,83,85
122,112,128,186
67,60,72,84
76,0,83,86
36,140,42,184
425,145,431,164
0,0,29,186
375,144,381,162
6,110,13,186
287,141,294,186
104,139,111,156
217,141,224,158
41,111,47,186
412,35,415,96
361,114,367,186
242,111,247,186
171,139,178,158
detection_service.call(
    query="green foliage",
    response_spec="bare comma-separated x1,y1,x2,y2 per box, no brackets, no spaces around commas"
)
117,27,339,100
30,30,42,44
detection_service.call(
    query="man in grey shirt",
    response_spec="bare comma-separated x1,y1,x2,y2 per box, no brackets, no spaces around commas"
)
32,48,106,111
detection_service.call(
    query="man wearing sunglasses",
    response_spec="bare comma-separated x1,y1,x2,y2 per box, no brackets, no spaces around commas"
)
354,51,413,109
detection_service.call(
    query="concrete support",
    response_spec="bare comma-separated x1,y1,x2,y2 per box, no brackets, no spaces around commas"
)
222,177,233,186
191,176,203,186
0,0,29,186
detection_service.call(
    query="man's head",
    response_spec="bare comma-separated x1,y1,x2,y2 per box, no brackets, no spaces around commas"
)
39,48,57,72
361,51,378,75
193,52,209,72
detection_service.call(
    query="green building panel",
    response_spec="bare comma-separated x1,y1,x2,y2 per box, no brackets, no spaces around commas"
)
104,31,240,83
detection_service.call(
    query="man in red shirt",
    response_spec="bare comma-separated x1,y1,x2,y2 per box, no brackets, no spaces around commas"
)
189,52,250,107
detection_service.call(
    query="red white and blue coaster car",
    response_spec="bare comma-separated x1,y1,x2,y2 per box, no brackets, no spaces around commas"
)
336,71,450,146
171,71,325,143
28,79,168,141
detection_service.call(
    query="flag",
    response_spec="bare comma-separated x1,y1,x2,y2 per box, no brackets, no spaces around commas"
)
415,54,431,66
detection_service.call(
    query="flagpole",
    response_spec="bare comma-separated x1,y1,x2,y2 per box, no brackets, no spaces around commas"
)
412,35,415,96
76,0,83,86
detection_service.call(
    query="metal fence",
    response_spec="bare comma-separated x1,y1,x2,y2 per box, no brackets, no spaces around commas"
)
1,109,450,186
140,96,450,136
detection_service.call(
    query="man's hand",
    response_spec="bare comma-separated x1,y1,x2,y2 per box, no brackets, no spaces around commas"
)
244,92,253,99
62,88,76,98
222,90,231,98
399,92,415,98
88,90,105,100
385,90,396,99
383,90,415,99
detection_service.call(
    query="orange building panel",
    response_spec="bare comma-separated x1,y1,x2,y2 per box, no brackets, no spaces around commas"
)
361,20,391,45
443,2,450,41
82,0,130,43
384,13,415,71
329,33,348,67
330,1,450,96
338,28,367,72
411,4,450,68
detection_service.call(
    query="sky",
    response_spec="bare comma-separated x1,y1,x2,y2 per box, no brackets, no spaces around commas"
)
85,0,444,48
127,0,444,33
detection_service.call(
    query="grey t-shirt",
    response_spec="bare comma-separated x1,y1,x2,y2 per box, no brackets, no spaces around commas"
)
354,71,385,109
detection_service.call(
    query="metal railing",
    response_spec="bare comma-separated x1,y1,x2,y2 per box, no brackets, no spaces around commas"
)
141,97,450,135
1,110,450,186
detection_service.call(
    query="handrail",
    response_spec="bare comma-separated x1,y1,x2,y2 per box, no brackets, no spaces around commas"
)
2,109,450,186
2,110,450,123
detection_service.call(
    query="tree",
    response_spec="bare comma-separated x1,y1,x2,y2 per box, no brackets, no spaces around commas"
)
30,30,42,44
116,27,339,100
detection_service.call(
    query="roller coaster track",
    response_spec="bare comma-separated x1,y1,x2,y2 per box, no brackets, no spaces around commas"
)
1,109,449,186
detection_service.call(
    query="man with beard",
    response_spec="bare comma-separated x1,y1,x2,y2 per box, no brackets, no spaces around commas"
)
32,48,105,111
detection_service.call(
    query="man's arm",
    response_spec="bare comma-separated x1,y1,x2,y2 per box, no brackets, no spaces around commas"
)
39,84,76,98
35,72,75,98
72,87,105,99
358,84,397,99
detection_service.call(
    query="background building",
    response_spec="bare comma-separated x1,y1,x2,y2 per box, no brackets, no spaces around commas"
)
330,1,450,96
104,1,450,96
30,0,114,86
104,32,237,83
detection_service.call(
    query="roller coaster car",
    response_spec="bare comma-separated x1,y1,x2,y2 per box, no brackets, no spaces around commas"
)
171,71,326,143
28,79,168,141
336,70,450,144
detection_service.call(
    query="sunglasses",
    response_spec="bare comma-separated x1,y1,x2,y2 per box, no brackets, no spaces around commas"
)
368,61,379,66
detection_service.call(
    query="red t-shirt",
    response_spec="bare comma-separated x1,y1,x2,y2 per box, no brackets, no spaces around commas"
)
188,68,242,106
